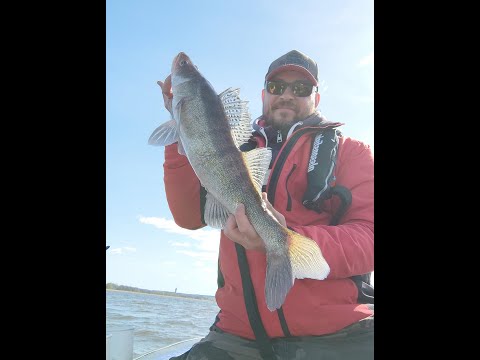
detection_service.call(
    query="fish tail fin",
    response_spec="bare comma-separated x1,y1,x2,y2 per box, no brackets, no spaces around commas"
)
265,250,293,311
264,231,330,311
288,230,330,281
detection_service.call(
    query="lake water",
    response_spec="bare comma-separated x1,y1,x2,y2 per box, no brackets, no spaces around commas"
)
106,290,220,358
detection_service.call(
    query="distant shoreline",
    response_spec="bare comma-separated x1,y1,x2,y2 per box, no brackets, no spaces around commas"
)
106,287,216,302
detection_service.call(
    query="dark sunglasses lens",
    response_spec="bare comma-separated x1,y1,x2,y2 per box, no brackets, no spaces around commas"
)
293,83,313,97
266,81,314,97
267,81,284,95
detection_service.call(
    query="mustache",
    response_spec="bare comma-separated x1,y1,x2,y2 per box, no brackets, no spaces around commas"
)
272,100,297,111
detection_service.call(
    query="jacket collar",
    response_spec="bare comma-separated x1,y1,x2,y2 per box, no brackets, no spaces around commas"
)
252,111,344,143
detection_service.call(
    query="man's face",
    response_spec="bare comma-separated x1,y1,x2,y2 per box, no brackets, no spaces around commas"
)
262,70,319,129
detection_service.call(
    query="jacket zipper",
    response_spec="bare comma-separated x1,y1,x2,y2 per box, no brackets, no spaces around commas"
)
276,130,283,143
285,164,297,211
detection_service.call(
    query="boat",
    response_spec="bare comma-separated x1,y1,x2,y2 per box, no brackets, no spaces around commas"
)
133,337,202,360
106,326,201,360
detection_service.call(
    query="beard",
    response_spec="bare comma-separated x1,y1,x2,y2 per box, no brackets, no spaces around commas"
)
264,100,299,130
262,94,318,130
272,100,297,113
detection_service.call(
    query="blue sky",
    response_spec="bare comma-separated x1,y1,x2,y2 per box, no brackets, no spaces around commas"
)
106,0,374,296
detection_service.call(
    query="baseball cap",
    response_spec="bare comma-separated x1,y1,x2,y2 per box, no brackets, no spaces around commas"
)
265,50,318,86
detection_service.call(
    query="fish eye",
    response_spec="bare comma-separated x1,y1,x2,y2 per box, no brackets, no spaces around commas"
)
180,59,188,66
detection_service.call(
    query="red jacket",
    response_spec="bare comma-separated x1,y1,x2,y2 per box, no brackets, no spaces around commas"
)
163,121,374,340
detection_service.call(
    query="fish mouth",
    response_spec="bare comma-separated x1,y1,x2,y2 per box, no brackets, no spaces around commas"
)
172,52,190,72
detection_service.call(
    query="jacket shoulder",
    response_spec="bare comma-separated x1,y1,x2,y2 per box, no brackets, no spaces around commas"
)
338,136,373,157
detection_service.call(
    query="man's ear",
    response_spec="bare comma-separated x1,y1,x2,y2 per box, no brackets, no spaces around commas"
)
315,92,320,107
261,88,265,102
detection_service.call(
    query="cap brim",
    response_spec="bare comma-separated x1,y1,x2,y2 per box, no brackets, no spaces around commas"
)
266,65,318,86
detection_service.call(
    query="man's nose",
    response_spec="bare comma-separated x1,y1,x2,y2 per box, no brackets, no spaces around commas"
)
280,85,295,99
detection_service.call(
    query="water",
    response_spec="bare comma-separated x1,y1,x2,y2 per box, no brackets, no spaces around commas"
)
106,290,220,358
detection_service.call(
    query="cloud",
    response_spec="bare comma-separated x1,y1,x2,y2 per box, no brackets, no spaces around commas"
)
139,216,220,261
351,95,374,104
170,241,191,248
159,260,176,266
353,52,374,105
109,246,137,255
319,80,328,95
176,250,218,262
358,52,374,67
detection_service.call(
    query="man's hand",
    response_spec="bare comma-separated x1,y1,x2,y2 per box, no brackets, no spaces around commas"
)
157,75,173,116
224,193,286,252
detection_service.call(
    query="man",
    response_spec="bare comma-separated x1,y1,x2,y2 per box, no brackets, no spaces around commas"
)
158,50,374,359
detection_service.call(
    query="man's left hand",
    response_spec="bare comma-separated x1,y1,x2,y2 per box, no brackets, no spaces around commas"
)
224,193,286,252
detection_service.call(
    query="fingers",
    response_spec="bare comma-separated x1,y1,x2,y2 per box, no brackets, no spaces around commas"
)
224,213,245,246
261,192,286,227
262,192,272,211
157,80,165,92
224,213,238,234
223,204,265,252
164,74,172,95
234,204,257,238
157,76,173,115
157,75,173,99
262,192,276,215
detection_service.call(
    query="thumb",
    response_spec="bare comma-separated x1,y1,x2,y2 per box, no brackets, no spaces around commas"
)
157,77,173,99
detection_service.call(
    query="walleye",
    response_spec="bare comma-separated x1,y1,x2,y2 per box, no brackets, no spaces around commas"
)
148,52,330,311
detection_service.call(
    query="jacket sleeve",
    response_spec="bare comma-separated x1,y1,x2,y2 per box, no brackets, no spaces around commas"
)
163,143,205,230
289,137,374,279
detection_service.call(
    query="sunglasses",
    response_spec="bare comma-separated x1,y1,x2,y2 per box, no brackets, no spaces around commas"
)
265,80,318,97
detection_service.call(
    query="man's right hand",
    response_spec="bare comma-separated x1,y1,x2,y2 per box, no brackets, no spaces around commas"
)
157,75,173,116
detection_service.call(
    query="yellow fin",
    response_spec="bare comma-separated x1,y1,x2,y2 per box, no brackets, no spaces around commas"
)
288,231,330,280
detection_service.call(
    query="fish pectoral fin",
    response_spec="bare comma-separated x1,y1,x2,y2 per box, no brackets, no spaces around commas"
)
218,87,252,148
242,148,272,194
148,119,179,146
204,192,230,229
288,231,330,280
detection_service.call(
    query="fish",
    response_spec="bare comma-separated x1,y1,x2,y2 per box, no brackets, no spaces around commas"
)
148,52,330,311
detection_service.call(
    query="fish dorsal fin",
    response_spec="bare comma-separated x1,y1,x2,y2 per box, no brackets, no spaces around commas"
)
242,147,272,194
204,191,230,229
219,88,252,148
148,119,179,146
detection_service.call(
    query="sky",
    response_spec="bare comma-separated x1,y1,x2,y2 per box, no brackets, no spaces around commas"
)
106,0,374,296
